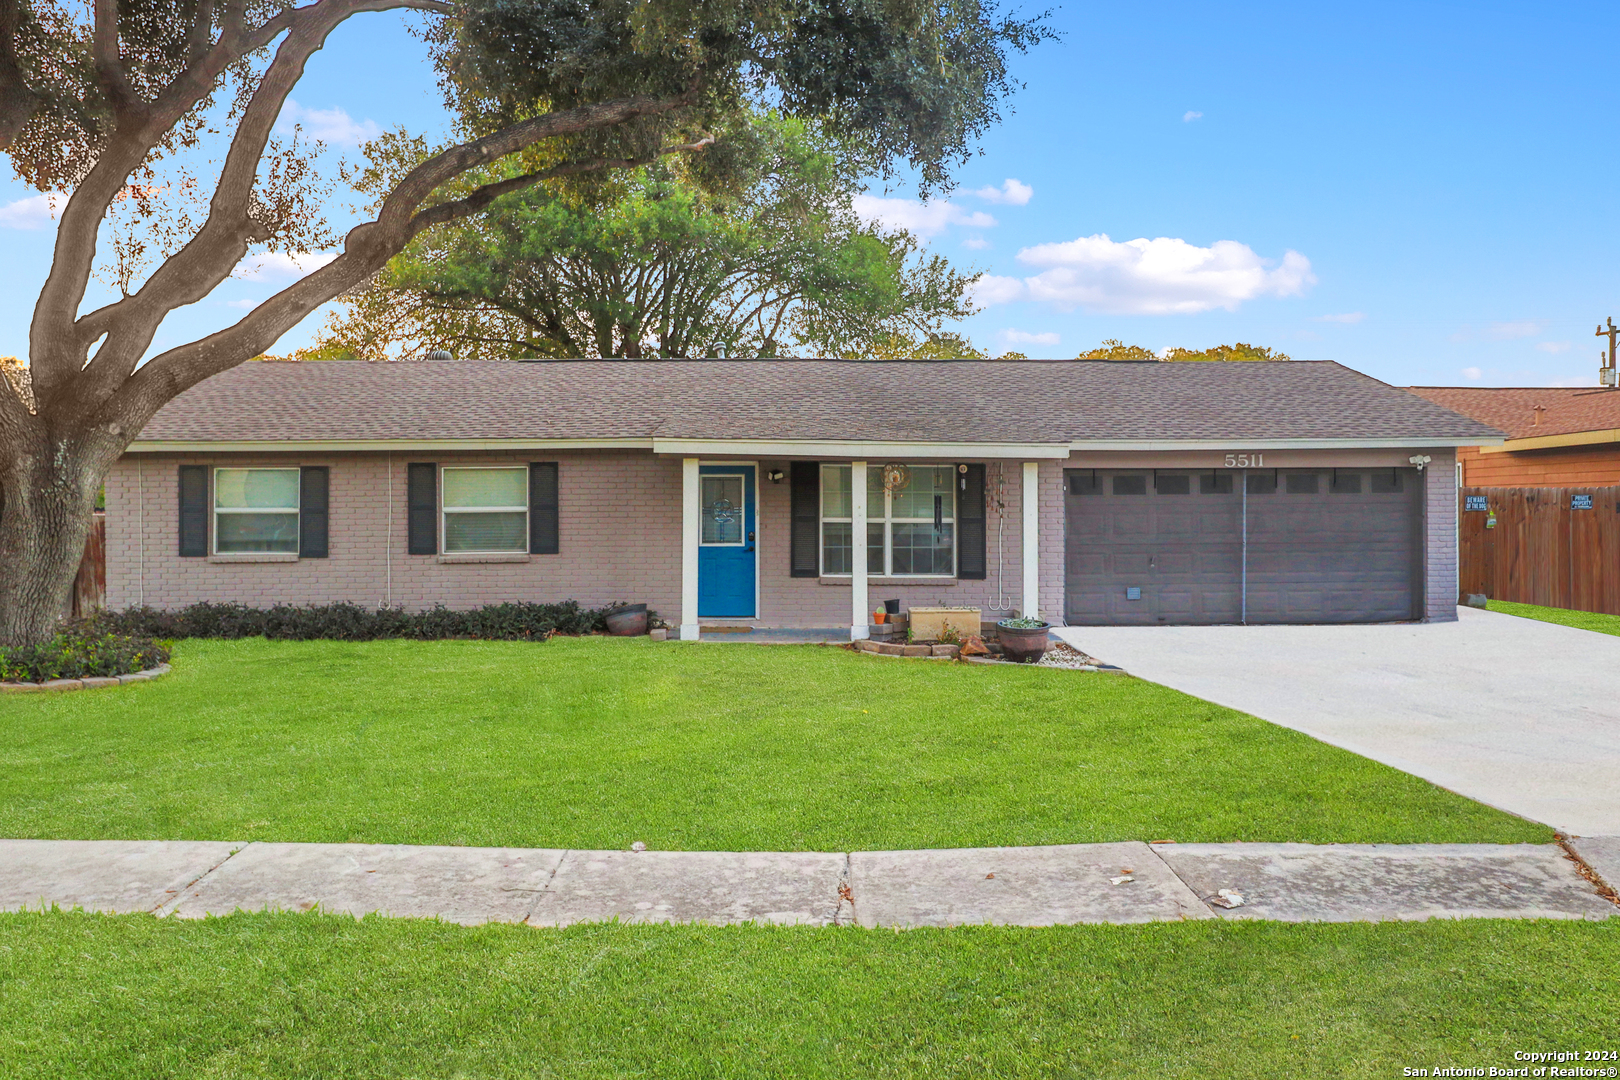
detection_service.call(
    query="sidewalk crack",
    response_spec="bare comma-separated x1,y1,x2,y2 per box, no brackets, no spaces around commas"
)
152,842,254,917
521,850,570,925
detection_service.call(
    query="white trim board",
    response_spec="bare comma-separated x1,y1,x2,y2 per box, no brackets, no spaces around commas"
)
1067,437,1503,451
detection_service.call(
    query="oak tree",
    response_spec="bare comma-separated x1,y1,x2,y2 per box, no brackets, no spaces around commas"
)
0,0,1048,645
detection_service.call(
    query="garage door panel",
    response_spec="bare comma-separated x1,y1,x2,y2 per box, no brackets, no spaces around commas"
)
1066,468,1422,626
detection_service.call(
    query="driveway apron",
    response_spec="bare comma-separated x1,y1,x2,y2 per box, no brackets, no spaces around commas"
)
1053,606,1620,836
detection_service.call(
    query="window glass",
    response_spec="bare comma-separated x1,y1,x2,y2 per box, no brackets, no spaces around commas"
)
215,468,298,510
822,465,851,518
445,512,527,552
443,467,527,508
891,523,954,575
701,475,745,543
892,466,955,519
821,463,955,575
1286,472,1320,494
1113,475,1147,496
1200,472,1233,494
442,467,528,552
1370,470,1403,494
1331,472,1362,494
214,468,299,553
1154,474,1191,495
1247,473,1277,495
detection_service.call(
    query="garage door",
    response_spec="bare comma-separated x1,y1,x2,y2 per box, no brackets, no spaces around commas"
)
1063,468,1423,625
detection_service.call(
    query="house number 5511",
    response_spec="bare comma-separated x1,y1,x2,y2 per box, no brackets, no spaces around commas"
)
1223,453,1264,468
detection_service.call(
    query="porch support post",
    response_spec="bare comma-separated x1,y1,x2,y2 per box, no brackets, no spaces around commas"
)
681,457,701,641
1021,461,1040,621
851,460,869,641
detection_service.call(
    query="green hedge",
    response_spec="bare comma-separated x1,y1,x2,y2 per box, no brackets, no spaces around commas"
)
89,601,629,642
0,625,170,683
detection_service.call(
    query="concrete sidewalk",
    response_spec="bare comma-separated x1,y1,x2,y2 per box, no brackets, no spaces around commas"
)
1053,607,1620,836
2,838,1614,927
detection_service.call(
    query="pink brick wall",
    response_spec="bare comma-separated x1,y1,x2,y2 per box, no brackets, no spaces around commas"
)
106,450,682,618
1424,447,1459,622
107,447,1463,626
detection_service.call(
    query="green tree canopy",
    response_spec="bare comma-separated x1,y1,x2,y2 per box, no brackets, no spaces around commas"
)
1075,340,1291,362
320,115,978,359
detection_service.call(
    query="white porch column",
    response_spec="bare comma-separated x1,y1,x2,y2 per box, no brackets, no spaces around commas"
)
681,457,701,641
1021,461,1040,621
851,460,869,641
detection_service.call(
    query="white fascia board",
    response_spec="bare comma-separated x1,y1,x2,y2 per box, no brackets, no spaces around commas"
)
1067,437,1505,451
652,438,1071,459
125,438,655,453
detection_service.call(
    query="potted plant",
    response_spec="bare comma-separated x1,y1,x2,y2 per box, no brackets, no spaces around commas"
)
603,604,649,636
996,616,1051,663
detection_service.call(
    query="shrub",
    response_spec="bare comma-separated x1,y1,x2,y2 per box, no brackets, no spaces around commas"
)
91,601,632,642
0,625,170,683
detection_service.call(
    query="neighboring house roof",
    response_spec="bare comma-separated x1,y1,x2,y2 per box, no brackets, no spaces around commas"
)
132,359,1503,450
1406,386,1620,440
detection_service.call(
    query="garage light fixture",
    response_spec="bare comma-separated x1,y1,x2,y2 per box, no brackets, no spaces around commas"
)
1408,455,1432,472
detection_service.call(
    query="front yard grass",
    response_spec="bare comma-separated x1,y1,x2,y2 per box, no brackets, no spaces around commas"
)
0,637,1546,847
2,911,1615,1078
1487,598,1620,636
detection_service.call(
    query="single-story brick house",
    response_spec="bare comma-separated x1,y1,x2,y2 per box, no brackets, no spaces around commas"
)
1406,386,1620,487
107,359,1501,637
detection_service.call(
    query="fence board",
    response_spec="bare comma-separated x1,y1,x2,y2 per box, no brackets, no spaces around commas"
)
1459,486,1620,614
71,512,106,617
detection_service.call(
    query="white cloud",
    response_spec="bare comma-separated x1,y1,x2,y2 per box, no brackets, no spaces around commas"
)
976,234,1316,315
0,192,66,229
1487,320,1541,341
971,275,1027,306
852,195,996,238
1536,340,1572,354
1547,376,1596,387
224,298,258,309
232,250,339,280
999,329,1060,346
274,99,381,147
962,235,990,250
971,178,1033,206
1313,311,1364,324
1183,111,1203,123
1462,366,1483,381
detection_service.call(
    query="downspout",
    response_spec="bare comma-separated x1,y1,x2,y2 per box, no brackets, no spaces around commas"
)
1240,470,1247,625
137,457,145,607
385,452,393,607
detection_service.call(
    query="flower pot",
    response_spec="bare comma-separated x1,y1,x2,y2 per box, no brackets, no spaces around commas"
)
996,621,1051,663
874,610,886,624
604,604,649,636
883,599,901,616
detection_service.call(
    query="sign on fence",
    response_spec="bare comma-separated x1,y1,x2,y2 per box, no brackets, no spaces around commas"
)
1464,495,1489,511
1572,494,1594,510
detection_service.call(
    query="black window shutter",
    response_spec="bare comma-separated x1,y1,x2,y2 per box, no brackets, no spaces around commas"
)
178,465,207,557
957,463,987,579
790,461,820,577
529,462,559,554
298,466,329,558
407,463,437,555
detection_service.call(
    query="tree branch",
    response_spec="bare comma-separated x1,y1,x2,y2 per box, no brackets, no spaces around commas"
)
92,0,142,117
112,103,708,425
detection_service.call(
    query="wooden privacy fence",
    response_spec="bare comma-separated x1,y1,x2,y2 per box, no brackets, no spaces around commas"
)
1458,486,1620,615
71,512,106,617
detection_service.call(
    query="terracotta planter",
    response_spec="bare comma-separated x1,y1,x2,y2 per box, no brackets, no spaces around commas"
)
604,604,649,636
996,621,1051,663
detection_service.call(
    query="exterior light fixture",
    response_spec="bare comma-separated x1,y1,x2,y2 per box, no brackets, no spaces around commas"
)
767,469,785,483
1408,454,1432,472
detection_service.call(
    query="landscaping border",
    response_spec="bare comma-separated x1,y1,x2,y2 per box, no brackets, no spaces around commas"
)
0,663,171,693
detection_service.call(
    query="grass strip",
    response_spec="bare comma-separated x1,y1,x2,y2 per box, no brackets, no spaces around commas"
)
1487,599,1620,637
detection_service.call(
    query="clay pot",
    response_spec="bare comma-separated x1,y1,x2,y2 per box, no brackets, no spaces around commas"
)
996,621,1051,663
604,604,649,636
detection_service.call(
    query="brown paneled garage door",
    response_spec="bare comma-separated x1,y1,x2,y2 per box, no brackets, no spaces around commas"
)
1063,468,1424,625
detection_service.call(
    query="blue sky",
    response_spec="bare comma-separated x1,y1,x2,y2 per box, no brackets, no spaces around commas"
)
3,0,1617,387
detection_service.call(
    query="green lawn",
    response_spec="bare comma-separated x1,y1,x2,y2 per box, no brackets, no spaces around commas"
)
2,911,1615,1078
0,637,1546,846
1487,598,1620,636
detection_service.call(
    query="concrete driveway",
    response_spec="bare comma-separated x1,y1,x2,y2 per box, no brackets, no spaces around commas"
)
1053,606,1620,837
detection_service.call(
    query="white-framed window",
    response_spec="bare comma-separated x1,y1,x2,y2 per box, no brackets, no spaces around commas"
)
820,463,955,577
441,466,529,553
213,467,300,553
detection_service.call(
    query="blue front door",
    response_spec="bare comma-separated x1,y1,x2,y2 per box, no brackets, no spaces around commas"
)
698,465,757,617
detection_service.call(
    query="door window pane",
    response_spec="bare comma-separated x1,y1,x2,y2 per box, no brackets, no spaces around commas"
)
702,475,745,543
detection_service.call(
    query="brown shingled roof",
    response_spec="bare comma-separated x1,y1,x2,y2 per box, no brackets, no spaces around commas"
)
1406,386,1620,440
134,359,1502,445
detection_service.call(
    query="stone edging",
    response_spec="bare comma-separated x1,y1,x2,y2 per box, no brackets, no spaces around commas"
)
0,663,171,693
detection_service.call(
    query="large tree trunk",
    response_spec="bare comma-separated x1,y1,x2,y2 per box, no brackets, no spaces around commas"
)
0,425,110,648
